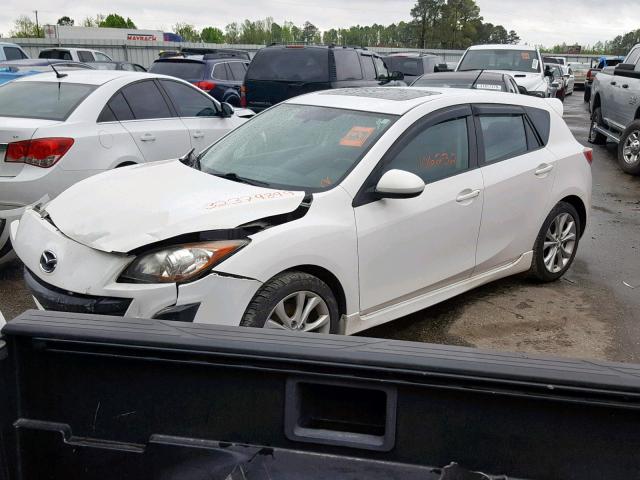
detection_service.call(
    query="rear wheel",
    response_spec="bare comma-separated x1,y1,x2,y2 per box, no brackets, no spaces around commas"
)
241,271,340,333
528,202,580,282
588,107,607,145
583,86,591,102
617,121,640,175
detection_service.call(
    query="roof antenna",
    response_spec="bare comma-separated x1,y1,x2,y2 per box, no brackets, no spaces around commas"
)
470,69,484,89
50,63,67,79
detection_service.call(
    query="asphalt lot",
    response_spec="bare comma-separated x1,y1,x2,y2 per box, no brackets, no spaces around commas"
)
1,91,639,362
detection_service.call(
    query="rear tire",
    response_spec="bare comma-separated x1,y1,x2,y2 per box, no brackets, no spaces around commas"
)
528,202,581,283
588,107,607,145
583,86,591,102
241,271,340,333
617,121,640,175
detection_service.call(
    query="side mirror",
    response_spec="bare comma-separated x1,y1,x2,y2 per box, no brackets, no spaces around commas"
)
551,81,560,88
220,102,234,118
375,169,425,199
390,70,404,81
615,63,635,71
544,66,553,77
517,85,528,95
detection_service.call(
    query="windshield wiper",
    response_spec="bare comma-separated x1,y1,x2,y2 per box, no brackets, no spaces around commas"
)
213,172,270,187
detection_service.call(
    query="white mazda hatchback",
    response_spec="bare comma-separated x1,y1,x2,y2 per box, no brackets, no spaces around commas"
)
11,87,592,335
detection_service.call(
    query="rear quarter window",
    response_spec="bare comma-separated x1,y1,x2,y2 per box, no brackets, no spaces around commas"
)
334,50,363,81
0,81,96,121
524,107,551,145
246,48,329,82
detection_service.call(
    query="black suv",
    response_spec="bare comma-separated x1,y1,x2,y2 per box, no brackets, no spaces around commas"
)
242,45,402,111
150,51,250,107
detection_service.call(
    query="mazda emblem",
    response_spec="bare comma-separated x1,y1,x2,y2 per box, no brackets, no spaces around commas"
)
39,250,58,273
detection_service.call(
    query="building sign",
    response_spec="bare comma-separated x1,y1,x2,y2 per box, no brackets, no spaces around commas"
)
127,33,158,41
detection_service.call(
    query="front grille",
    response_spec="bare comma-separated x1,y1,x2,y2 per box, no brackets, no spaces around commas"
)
24,268,132,316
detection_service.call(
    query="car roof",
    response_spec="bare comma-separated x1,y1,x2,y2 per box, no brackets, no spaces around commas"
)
467,44,537,51
0,42,23,47
418,71,506,81
14,69,157,85
40,47,104,53
0,59,83,66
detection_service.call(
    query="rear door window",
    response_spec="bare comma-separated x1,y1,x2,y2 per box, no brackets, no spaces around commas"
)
121,81,173,120
77,51,95,62
227,62,247,80
212,63,230,80
246,48,329,82
0,81,95,121
479,115,528,163
160,80,218,117
334,50,363,81
4,47,27,60
360,55,377,80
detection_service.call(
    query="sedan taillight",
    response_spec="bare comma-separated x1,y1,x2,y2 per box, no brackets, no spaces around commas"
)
194,81,216,91
583,148,593,165
240,85,247,108
5,138,74,168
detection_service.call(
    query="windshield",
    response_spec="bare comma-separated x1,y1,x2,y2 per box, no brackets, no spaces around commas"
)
246,48,329,82
458,49,541,73
149,61,205,79
0,81,96,120
198,104,395,191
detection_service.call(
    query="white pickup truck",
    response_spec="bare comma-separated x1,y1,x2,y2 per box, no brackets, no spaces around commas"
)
589,43,640,175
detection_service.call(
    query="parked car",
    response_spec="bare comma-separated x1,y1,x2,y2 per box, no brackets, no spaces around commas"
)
382,53,442,84
589,44,640,175
411,70,522,93
12,88,591,333
242,45,403,111
0,59,94,85
149,56,249,107
38,47,112,63
457,44,552,97
92,61,146,72
568,62,590,89
584,56,624,102
546,64,568,100
561,65,575,95
0,70,253,265
0,42,29,61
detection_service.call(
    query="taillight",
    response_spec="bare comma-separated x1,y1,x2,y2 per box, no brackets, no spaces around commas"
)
240,84,247,108
194,81,216,91
4,138,74,168
583,148,593,165
586,69,594,80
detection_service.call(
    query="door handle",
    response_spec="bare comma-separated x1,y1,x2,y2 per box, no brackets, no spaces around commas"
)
192,131,205,139
456,189,481,203
535,163,554,176
140,133,156,142
622,84,629,89
610,81,617,86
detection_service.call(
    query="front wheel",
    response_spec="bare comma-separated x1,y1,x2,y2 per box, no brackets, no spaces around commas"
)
241,271,340,333
528,202,581,282
617,121,640,175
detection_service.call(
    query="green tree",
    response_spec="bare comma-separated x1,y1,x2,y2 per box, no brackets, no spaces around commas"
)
174,23,201,42
225,22,240,43
57,16,74,26
9,15,41,37
201,27,224,43
99,14,136,29
411,0,444,48
301,21,319,44
489,25,508,44
81,15,105,28
507,30,520,44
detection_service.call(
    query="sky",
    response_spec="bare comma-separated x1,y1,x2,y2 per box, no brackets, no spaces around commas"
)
0,0,637,48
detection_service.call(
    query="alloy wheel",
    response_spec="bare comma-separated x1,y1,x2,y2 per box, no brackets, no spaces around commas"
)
266,291,330,333
622,130,640,165
543,213,577,274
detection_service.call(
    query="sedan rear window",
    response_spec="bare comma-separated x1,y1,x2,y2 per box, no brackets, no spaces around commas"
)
0,81,96,121
149,61,205,80
246,48,329,82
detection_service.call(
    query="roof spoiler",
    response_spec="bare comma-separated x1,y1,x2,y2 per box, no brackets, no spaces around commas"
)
545,97,564,117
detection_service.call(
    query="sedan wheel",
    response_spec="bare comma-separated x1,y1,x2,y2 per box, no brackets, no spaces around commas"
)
528,201,581,282
543,213,577,274
266,291,331,333
241,271,340,333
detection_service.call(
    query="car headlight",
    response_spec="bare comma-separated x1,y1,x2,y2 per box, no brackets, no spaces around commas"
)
118,240,249,284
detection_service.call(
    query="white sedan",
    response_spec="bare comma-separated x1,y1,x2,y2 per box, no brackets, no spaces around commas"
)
0,70,252,264
12,87,592,334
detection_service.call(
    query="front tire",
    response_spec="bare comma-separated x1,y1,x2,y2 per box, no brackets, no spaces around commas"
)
241,271,340,333
617,121,640,175
528,202,581,282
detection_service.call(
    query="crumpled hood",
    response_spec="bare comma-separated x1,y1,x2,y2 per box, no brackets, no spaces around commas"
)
46,160,305,253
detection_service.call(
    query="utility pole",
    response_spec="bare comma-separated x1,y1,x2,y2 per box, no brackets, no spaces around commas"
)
33,10,39,37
